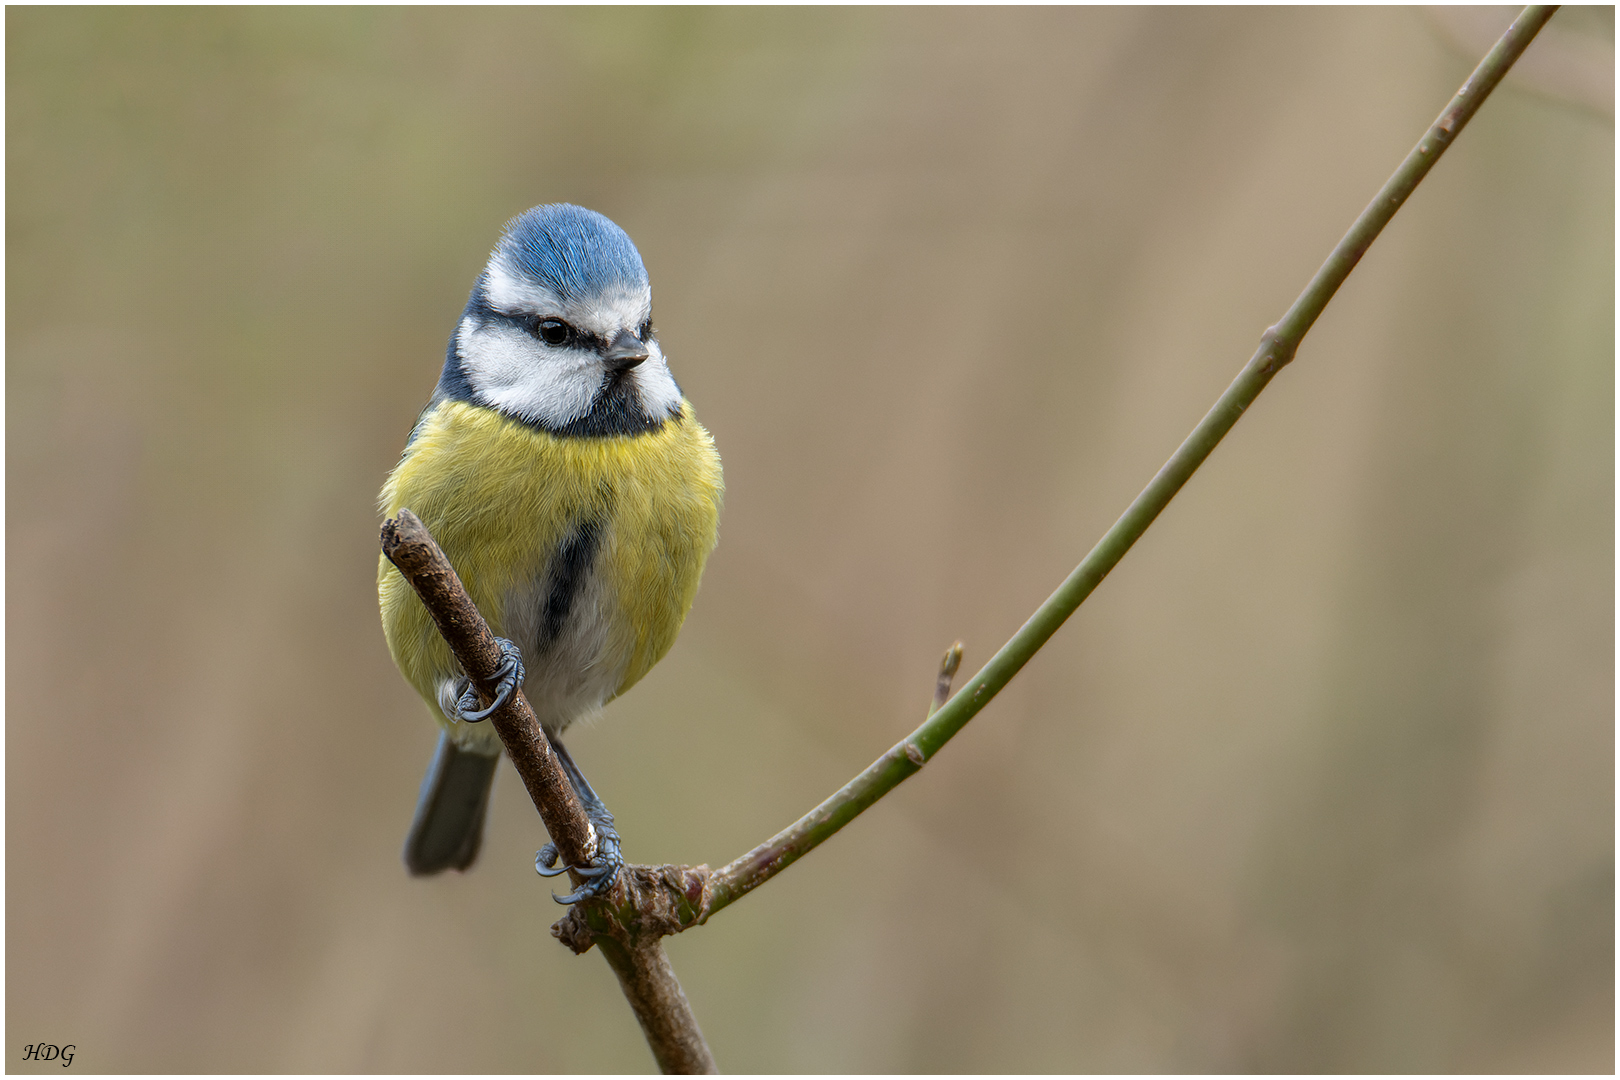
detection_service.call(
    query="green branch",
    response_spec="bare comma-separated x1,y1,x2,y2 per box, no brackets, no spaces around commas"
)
704,4,1559,919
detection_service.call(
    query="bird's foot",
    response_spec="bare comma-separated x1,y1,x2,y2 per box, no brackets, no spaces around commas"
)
453,638,525,723
535,808,623,904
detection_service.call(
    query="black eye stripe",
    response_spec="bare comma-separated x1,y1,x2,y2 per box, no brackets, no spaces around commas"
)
502,311,630,355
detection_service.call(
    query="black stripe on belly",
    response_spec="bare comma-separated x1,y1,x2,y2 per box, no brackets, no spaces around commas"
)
539,518,603,651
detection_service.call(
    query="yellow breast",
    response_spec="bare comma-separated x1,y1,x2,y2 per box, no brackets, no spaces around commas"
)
378,399,722,737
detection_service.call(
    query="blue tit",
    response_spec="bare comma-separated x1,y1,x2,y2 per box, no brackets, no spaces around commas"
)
378,204,722,896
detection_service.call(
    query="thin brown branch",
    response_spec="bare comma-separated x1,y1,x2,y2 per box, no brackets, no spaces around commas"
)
596,937,719,1075
381,509,595,868
380,12,1558,1070
381,509,717,1074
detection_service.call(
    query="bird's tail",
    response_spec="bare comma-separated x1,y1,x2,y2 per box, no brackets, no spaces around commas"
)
404,732,499,875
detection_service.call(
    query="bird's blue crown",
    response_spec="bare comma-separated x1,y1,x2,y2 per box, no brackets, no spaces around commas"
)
492,203,648,302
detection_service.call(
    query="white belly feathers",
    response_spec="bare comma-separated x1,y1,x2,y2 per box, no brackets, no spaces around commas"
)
435,516,630,745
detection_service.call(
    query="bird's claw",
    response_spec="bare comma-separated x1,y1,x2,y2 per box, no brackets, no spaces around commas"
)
534,816,624,904
453,638,525,723
535,842,567,877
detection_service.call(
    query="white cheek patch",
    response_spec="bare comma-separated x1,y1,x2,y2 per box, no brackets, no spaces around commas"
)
467,255,679,427
552,288,680,417
457,318,599,427
629,341,684,418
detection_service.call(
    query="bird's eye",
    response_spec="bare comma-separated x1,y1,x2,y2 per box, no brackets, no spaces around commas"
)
638,320,653,341
536,318,572,346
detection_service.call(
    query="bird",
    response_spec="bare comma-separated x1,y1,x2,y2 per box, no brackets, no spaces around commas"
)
377,203,722,899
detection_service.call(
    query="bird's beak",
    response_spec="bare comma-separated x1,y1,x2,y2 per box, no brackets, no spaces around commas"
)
603,329,649,374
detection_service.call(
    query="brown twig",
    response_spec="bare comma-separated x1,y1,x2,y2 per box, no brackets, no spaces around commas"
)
381,510,595,868
596,934,717,1074
381,509,717,1074
378,10,1557,1068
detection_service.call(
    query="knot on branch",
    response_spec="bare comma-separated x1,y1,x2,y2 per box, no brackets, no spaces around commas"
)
552,862,714,956
1255,325,1301,376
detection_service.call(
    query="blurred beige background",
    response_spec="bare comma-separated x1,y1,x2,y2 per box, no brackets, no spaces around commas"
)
7,6,1613,1073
